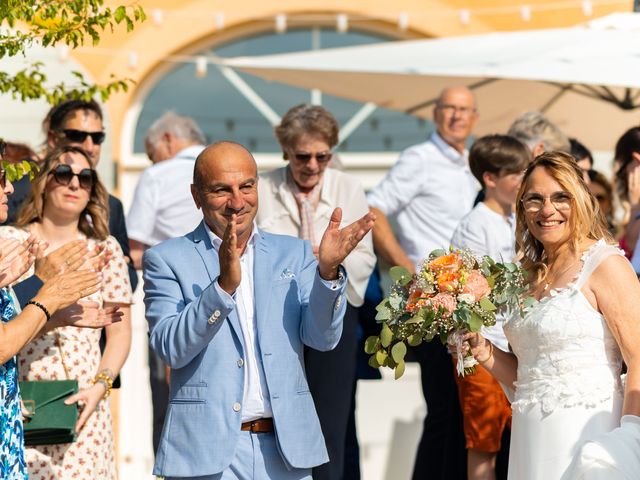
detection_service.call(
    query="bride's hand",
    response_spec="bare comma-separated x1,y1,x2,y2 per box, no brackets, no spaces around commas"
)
458,331,491,361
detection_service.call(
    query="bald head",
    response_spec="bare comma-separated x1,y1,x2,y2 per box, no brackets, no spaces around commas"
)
193,141,257,191
191,141,259,246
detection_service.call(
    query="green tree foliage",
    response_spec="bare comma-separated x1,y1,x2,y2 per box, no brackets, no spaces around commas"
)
0,0,146,104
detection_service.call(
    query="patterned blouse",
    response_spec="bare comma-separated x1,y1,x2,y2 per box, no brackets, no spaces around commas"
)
0,287,27,479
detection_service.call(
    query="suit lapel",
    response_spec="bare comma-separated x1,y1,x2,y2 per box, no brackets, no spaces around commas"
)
253,231,272,344
191,221,243,341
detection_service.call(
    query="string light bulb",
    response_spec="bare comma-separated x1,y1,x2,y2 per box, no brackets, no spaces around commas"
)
151,9,163,26
398,12,409,31
195,56,207,78
582,0,593,16
275,14,287,33
459,9,471,26
127,51,138,70
57,44,69,62
520,5,532,22
336,14,348,33
214,12,225,30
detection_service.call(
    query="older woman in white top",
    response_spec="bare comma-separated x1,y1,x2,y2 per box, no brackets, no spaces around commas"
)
257,104,375,480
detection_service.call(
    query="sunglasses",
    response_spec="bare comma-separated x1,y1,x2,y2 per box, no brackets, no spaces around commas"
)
59,129,106,145
0,169,6,190
49,164,97,190
291,151,333,163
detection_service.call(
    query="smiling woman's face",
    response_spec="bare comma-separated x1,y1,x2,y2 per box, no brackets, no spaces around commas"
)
522,166,573,251
43,151,92,219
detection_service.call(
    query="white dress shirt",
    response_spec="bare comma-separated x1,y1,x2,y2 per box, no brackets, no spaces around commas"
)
205,223,272,422
367,132,480,267
451,202,516,352
127,145,205,246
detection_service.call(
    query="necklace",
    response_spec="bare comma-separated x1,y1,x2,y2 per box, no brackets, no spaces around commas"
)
541,261,577,292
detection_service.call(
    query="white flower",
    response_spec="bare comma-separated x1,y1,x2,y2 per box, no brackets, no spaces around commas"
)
457,293,476,304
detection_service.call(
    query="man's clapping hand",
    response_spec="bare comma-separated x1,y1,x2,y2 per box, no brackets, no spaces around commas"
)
317,208,376,280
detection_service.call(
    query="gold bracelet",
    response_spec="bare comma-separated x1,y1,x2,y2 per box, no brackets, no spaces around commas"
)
477,341,494,365
93,372,114,400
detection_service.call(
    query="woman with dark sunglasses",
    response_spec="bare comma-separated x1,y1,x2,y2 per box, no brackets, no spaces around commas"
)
256,104,376,480
0,145,132,480
0,142,119,479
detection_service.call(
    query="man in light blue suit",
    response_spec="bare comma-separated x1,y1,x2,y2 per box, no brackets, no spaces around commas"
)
143,141,376,479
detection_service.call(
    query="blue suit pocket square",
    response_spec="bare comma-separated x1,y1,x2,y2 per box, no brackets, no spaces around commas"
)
279,268,295,280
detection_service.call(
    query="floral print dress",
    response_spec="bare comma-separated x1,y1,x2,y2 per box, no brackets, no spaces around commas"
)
0,227,132,480
0,287,28,479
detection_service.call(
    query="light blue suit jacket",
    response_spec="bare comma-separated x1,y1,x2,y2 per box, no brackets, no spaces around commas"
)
143,222,347,478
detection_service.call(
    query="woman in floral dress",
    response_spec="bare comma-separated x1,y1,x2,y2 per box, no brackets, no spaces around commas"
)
2,145,132,480
0,144,107,479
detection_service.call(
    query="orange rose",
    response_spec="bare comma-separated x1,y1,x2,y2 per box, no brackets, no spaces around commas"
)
406,289,428,313
429,253,462,274
436,271,459,292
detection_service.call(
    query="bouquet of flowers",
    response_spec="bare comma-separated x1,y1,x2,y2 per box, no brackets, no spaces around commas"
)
365,248,527,378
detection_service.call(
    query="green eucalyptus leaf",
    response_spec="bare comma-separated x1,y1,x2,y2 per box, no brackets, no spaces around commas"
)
468,311,483,332
375,305,391,322
368,354,380,369
479,297,497,312
389,266,412,286
380,323,393,347
391,342,407,363
394,360,406,380
375,349,388,366
429,248,447,259
407,334,422,347
364,336,379,355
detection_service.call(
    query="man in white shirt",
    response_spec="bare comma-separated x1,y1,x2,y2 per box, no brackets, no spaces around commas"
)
367,86,480,480
127,111,206,269
126,111,205,454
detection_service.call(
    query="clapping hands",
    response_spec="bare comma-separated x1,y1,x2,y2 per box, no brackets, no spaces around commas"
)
0,235,37,287
317,208,376,280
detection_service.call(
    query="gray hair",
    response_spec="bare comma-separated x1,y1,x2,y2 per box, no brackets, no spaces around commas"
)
145,111,206,145
507,111,570,153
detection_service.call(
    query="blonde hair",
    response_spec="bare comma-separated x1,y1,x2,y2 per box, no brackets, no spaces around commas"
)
515,151,613,287
15,146,110,240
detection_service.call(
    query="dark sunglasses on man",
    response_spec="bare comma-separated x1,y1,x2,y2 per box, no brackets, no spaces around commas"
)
58,129,106,146
49,164,97,190
291,151,333,163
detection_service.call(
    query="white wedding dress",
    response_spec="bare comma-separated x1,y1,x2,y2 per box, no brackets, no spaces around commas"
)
503,240,626,480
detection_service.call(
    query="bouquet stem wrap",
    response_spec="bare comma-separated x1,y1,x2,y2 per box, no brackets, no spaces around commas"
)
448,329,479,376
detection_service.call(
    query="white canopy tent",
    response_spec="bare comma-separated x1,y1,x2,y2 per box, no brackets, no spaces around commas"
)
224,13,640,151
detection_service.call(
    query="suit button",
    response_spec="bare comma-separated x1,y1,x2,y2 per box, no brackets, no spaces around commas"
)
233,402,241,412
213,309,221,318
237,359,244,367
207,316,216,325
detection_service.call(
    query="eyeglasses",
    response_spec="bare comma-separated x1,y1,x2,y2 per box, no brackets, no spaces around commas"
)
0,169,6,190
291,151,333,163
436,104,477,117
49,164,97,190
59,129,106,145
521,192,572,213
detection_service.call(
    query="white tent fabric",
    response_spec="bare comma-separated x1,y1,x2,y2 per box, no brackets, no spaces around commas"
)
224,13,640,150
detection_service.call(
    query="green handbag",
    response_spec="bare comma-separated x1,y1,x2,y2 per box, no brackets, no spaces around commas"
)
20,379,78,445
19,329,78,446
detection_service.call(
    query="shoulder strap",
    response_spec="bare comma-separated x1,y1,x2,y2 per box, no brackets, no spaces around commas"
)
575,241,624,289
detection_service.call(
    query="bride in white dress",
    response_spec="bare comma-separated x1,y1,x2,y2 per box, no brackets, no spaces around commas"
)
462,151,640,479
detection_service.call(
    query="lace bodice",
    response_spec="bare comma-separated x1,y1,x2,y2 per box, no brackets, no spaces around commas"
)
504,240,624,414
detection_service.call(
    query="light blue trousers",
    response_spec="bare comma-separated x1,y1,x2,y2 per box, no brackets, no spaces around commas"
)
165,431,312,480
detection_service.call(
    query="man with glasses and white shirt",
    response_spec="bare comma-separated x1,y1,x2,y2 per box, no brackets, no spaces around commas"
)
367,86,480,480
